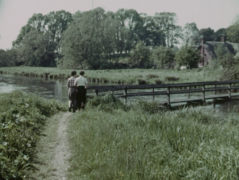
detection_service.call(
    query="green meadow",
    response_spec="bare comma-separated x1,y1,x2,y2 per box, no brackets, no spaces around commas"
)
67,95,239,179
0,66,221,84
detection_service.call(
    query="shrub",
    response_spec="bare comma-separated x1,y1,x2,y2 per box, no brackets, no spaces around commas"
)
87,93,127,112
0,91,66,179
165,76,180,81
137,79,147,85
155,79,163,84
146,74,159,79
134,100,161,114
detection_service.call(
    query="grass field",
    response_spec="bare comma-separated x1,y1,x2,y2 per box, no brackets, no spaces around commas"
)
0,66,222,84
67,96,239,179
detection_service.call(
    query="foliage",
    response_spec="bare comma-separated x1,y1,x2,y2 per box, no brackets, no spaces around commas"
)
17,30,57,67
175,45,200,68
154,12,183,47
68,105,239,179
150,46,175,69
130,41,151,68
227,24,239,43
199,27,215,41
0,91,66,179
220,56,239,80
0,48,17,67
182,22,200,46
213,28,227,41
86,93,126,112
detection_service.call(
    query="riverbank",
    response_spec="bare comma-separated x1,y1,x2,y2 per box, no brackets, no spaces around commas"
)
0,91,67,179
66,95,239,179
0,66,221,85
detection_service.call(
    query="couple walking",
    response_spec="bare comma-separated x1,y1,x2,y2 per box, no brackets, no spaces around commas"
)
67,70,88,112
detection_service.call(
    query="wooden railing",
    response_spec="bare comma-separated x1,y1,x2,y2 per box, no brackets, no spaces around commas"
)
87,81,239,106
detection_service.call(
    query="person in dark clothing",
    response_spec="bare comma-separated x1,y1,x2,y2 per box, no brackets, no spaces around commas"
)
74,71,88,110
67,71,77,112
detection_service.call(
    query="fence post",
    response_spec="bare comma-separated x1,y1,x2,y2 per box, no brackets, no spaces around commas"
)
187,86,190,98
94,89,98,96
214,84,217,94
152,87,155,101
228,83,231,99
202,84,205,102
124,87,127,103
167,86,170,107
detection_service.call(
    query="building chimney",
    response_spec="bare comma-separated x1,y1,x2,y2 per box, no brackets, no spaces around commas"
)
221,35,226,43
201,36,205,45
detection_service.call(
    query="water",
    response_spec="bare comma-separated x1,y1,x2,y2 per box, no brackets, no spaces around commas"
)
0,74,239,112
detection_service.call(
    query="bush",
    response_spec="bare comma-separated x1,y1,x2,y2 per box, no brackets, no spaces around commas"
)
87,93,127,112
165,76,179,81
146,74,159,79
134,100,161,114
155,79,163,84
0,91,66,179
137,79,147,85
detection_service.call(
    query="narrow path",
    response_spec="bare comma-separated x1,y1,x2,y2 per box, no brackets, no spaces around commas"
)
28,112,72,180
52,112,72,180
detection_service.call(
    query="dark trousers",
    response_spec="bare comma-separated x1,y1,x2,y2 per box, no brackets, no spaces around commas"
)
77,86,87,109
68,87,77,111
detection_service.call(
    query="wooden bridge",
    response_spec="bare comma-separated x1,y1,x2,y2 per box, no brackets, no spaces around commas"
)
87,81,239,107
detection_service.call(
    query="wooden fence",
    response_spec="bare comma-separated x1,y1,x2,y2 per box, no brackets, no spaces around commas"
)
87,81,239,106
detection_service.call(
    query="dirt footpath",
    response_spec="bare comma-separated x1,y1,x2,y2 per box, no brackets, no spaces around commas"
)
29,112,72,180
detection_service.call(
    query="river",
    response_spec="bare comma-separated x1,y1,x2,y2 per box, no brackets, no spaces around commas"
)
0,74,238,112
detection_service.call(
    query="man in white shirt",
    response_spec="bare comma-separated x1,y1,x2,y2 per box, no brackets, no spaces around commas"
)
74,71,88,110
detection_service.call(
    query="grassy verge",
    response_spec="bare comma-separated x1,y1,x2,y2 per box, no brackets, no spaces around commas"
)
0,91,67,179
0,66,221,84
67,95,239,179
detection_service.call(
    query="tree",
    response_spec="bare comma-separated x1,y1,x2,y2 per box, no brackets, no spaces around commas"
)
130,41,151,67
213,28,227,41
151,46,174,69
182,22,200,46
154,12,183,47
199,28,215,41
138,13,165,46
175,45,200,68
13,13,47,47
60,7,107,69
45,10,73,57
227,24,239,43
17,31,56,66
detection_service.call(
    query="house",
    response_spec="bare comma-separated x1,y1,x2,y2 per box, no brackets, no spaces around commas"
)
197,36,239,67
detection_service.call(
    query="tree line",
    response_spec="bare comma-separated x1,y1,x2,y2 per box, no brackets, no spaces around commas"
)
0,8,238,69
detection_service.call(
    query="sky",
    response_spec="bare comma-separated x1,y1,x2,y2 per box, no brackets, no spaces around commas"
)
0,0,238,50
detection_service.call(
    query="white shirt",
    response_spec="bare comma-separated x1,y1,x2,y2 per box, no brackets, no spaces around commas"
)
74,76,88,87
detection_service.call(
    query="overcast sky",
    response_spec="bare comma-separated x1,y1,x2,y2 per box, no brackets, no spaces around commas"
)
0,0,238,50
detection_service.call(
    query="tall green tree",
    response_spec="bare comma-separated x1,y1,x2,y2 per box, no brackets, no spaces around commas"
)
227,24,239,43
213,28,227,41
182,22,200,46
154,12,183,47
17,31,56,66
13,13,47,47
60,8,107,69
199,28,215,41
45,10,73,57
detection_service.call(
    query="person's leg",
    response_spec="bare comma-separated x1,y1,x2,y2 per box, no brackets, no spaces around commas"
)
68,89,72,112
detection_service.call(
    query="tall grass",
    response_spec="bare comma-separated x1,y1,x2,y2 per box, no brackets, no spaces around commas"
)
0,66,222,84
0,91,66,179
68,96,239,179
